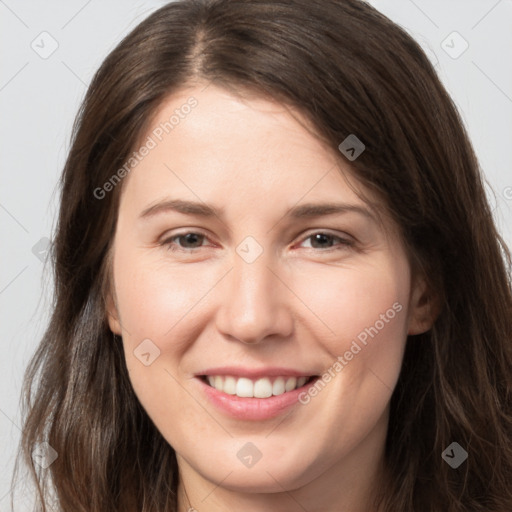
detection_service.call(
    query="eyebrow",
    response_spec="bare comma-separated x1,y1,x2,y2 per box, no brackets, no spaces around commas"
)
139,198,376,222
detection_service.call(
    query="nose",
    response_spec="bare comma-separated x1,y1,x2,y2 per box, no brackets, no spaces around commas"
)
215,249,294,345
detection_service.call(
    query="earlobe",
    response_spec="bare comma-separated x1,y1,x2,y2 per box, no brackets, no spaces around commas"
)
407,273,441,335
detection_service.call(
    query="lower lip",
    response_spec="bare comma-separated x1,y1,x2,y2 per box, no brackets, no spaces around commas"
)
197,376,318,421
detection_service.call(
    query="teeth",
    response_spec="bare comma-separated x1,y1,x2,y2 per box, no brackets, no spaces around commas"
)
297,376,307,387
272,377,285,396
205,375,312,398
236,377,254,397
285,377,297,392
223,376,237,395
254,378,273,398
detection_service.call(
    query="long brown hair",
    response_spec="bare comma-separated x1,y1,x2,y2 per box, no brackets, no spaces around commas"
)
12,0,512,510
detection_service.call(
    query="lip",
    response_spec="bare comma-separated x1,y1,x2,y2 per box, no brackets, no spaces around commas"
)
196,373,320,421
196,366,316,379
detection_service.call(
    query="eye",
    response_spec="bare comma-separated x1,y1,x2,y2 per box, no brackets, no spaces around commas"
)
298,231,354,251
160,230,354,253
162,232,211,252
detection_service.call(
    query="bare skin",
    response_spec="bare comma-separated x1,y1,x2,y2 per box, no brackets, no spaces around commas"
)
107,83,436,512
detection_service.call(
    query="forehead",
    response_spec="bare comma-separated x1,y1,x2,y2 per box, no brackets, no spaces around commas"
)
148,85,335,167
117,84,389,231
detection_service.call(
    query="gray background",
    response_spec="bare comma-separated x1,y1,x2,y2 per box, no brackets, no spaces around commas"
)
1,0,511,509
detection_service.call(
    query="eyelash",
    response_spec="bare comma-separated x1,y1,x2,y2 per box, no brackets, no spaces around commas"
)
160,230,354,253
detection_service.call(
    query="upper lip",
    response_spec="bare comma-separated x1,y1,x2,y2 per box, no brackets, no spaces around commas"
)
196,366,319,379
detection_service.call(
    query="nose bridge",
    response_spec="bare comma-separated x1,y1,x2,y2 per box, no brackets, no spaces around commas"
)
233,246,274,305
216,239,291,344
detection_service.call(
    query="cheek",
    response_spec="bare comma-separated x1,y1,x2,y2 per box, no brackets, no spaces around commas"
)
281,260,410,460
115,245,411,364
113,250,219,342
293,257,410,350
112,251,224,414
113,254,206,432
292,257,411,413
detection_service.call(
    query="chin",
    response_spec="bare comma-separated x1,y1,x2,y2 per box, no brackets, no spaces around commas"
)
197,455,320,493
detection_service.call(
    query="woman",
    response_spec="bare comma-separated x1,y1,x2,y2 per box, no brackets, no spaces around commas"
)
12,0,512,511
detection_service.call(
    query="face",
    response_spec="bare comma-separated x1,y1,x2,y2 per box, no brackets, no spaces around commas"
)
107,84,432,504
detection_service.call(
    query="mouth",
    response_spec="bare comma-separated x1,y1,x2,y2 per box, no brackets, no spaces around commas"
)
199,374,318,398
194,364,323,420
196,373,320,421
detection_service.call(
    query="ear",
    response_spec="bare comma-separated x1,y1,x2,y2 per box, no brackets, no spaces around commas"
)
407,272,441,335
106,290,123,336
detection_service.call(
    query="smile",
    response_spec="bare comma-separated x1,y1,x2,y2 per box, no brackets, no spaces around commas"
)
202,375,317,398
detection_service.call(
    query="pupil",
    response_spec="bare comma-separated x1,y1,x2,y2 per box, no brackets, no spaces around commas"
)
312,233,332,248
182,233,201,247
